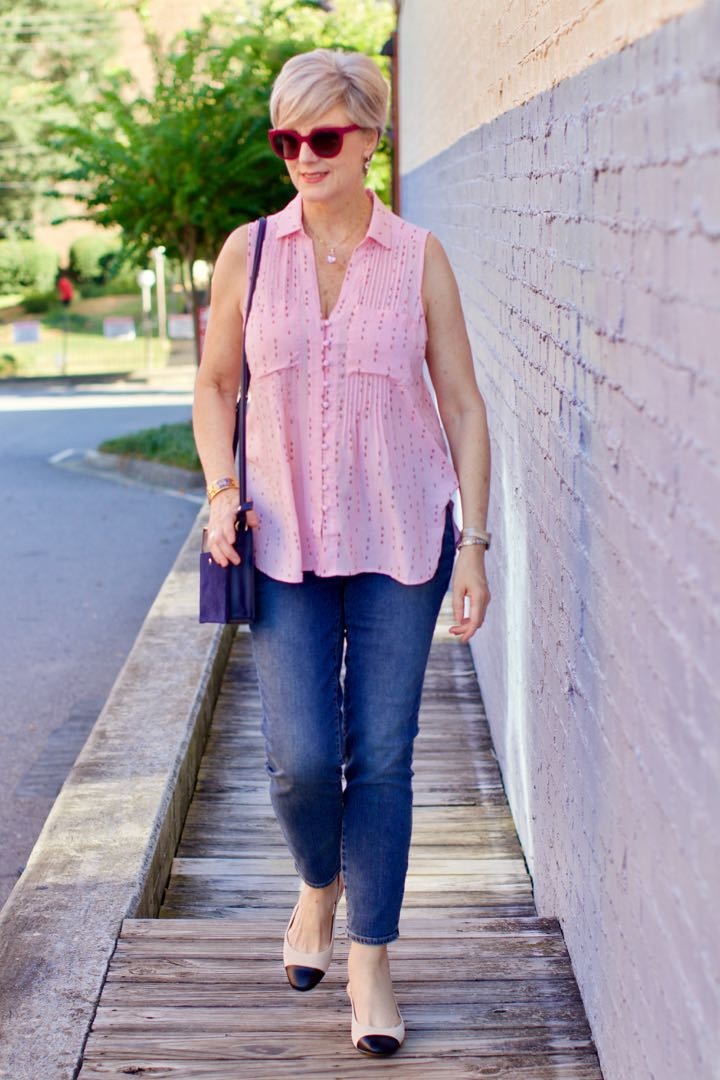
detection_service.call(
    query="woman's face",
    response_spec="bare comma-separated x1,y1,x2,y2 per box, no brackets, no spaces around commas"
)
277,103,377,204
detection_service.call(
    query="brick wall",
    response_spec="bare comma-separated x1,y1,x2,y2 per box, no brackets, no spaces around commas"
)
398,0,705,175
400,3,720,1078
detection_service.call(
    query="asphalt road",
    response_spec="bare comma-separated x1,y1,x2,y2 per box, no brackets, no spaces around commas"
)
0,375,201,912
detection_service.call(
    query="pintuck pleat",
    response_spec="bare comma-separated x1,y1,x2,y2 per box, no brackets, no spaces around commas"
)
243,189,459,585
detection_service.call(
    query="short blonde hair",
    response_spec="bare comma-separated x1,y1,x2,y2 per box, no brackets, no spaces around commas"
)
270,49,389,135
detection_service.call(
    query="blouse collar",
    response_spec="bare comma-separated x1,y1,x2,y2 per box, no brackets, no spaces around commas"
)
274,187,393,250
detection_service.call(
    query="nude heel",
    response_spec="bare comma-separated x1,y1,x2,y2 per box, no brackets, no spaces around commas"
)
346,981,405,1056
283,873,343,991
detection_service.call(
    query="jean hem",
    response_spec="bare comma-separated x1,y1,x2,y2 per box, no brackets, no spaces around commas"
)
346,929,400,945
298,869,342,889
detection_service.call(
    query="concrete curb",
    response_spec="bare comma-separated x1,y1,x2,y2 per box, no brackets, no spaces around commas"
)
0,364,198,390
0,504,236,1080
82,449,205,494
50,450,205,504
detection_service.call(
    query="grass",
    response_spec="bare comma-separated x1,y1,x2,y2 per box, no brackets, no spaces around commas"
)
0,292,176,377
99,420,202,473
0,331,170,377
0,294,23,310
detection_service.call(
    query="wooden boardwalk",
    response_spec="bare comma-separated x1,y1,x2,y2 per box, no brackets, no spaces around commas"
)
79,598,604,1078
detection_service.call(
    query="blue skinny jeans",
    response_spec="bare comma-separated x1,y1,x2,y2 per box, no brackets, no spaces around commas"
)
248,503,456,944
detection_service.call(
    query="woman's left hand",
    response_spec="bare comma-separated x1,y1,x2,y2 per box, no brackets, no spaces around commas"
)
449,546,491,643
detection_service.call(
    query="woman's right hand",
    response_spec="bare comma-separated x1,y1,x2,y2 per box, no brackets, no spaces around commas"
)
206,489,259,567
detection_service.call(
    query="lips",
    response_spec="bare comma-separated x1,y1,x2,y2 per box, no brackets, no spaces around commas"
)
301,172,328,182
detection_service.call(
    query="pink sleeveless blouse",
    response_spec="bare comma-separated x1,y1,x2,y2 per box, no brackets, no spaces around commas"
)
243,188,459,584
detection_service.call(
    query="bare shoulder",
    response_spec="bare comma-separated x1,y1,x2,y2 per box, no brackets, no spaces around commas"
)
422,231,461,318
206,223,251,315
214,222,249,277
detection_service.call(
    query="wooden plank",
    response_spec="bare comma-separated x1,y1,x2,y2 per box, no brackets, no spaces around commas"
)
78,1051,604,1078
168,855,530,877
81,1029,598,1059
90,1002,592,1035
104,956,575,983
120,914,563,937
99,978,587,1009
109,934,570,961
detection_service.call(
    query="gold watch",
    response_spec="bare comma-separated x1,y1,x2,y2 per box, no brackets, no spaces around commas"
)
207,476,239,503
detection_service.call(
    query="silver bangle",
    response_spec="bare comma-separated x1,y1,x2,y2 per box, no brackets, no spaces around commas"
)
457,527,491,551
456,536,491,551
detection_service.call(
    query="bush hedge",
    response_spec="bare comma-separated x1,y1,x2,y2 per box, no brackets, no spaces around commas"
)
69,233,124,284
0,241,58,295
22,290,57,314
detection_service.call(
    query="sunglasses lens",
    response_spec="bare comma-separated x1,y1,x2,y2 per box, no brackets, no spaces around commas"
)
310,130,343,157
271,132,300,159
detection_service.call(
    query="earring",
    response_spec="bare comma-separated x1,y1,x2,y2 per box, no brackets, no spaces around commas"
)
362,156,371,175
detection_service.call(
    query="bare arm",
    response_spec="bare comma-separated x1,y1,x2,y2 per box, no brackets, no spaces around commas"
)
422,232,491,642
192,223,257,567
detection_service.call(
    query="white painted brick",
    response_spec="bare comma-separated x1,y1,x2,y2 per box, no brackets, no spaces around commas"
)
402,5,720,1080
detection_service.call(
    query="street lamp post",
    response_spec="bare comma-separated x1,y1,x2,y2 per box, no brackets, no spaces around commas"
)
152,247,167,344
137,268,156,372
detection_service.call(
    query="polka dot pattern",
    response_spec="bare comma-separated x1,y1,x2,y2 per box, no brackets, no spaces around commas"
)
243,189,459,584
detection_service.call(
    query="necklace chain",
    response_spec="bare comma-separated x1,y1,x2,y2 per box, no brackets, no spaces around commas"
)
304,211,370,264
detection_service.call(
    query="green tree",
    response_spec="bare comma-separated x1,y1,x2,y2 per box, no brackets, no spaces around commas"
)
0,0,116,239
52,0,395,360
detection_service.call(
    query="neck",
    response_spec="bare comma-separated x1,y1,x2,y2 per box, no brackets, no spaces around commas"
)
301,186,373,240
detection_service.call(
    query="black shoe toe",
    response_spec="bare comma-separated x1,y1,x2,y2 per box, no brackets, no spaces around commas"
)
356,1034,401,1056
285,964,325,991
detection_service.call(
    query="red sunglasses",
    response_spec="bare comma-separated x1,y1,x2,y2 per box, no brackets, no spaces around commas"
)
268,124,361,160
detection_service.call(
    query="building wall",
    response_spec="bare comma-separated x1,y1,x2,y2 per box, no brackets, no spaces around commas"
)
399,0,705,175
399,2,720,1078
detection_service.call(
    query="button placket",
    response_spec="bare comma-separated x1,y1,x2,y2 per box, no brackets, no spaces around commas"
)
319,319,334,534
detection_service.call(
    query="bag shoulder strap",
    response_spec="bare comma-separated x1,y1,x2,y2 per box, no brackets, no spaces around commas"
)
235,217,267,508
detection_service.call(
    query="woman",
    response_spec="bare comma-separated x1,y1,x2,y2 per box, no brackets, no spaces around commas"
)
193,48,491,1057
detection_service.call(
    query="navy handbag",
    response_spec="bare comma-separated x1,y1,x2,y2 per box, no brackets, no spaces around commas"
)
199,217,267,623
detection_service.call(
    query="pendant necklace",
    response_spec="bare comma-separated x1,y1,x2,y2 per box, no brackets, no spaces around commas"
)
305,218,366,264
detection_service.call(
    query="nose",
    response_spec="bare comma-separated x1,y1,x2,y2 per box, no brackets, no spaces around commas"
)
297,140,319,164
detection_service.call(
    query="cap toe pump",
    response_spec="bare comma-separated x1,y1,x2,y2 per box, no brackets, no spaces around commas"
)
283,874,343,991
346,981,405,1056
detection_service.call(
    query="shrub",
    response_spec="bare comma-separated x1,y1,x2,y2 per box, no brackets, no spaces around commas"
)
99,421,201,472
0,353,17,376
0,241,58,295
69,233,123,284
22,290,57,314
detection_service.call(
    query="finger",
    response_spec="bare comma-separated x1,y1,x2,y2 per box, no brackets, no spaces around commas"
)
208,527,242,566
219,535,242,565
246,509,260,528
455,587,490,642
452,580,466,626
211,544,241,567
449,616,471,641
